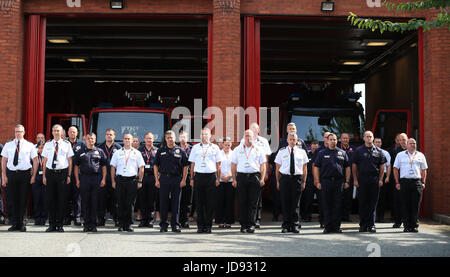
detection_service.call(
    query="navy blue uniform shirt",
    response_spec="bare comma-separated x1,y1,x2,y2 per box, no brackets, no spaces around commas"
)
74,146,108,175
352,145,387,177
154,145,189,176
98,142,122,180
337,143,356,164
314,147,350,179
138,145,158,172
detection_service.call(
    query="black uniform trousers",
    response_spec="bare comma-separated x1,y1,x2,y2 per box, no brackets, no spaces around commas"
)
159,174,182,228
400,178,423,229
65,175,81,223
342,177,354,220
138,174,156,224
358,175,380,229
279,174,302,230
236,172,261,229
32,175,47,223
194,173,217,229
79,174,101,228
376,178,389,222
321,177,344,231
392,183,403,225
216,181,235,225
98,178,118,223
270,172,282,220
179,175,192,225
6,169,31,227
300,182,324,224
116,176,137,228
46,169,70,228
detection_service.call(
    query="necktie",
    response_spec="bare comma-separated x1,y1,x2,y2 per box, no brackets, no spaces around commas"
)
290,147,295,175
13,140,19,166
52,142,59,169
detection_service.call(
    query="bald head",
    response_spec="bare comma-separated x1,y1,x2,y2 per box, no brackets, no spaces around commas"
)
363,131,374,146
397,133,408,149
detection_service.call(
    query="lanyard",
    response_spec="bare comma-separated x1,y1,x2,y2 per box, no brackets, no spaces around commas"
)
201,144,211,161
105,144,114,159
407,151,417,168
244,145,253,161
144,147,154,163
287,146,295,156
124,149,131,167
38,154,44,169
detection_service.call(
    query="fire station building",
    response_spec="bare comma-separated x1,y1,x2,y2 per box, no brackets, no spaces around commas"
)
0,0,448,219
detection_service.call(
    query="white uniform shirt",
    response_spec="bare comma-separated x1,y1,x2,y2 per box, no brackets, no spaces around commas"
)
240,135,272,156
219,149,233,182
393,150,428,179
274,146,309,175
231,144,266,173
189,143,221,173
1,139,37,171
110,147,145,177
42,139,74,170
381,149,391,173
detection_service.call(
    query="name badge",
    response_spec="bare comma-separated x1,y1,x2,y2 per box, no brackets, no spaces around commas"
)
201,162,207,167
244,162,250,168
409,170,415,175
123,169,127,173
145,165,151,169
39,171,43,175
53,160,59,165
80,153,86,157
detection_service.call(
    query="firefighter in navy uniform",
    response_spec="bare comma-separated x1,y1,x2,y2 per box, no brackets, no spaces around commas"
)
390,133,408,228
352,131,386,233
97,128,122,227
154,130,189,233
178,130,193,228
274,133,309,233
314,133,351,233
337,133,356,222
74,133,107,232
300,141,323,224
65,126,85,226
137,132,158,228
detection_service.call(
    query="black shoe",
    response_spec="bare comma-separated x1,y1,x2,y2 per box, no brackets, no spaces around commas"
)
225,224,232,229
204,227,212,233
57,226,64,232
91,227,98,233
320,224,325,228
197,228,204,233
240,227,246,233
335,229,343,233
359,226,367,232
63,219,71,226
83,227,89,232
125,226,134,232
19,226,26,232
74,220,82,226
172,226,181,233
8,225,18,231
247,226,255,233
368,226,376,233
291,226,300,233
138,222,149,228
410,227,419,233
97,220,105,227
160,226,168,233
218,224,225,229
46,226,57,232
181,222,190,229
118,227,123,232
114,221,120,227
281,228,289,233
323,228,332,234
393,223,402,228
403,228,410,232
255,221,261,229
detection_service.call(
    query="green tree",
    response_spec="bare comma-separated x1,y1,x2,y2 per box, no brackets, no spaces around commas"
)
348,0,449,33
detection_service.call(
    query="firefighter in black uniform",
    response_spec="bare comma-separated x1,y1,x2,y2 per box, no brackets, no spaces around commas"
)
338,133,356,222
74,133,107,232
352,131,386,233
137,132,158,228
154,130,189,233
314,133,351,233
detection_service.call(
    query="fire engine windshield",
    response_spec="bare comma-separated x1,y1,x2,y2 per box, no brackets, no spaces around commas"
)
290,111,363,143
91,111,166,144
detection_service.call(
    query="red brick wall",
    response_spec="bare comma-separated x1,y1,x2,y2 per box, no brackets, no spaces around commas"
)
423,11,450,217
0,0,24,143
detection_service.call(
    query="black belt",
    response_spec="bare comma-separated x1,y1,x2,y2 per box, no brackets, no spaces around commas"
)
7,169,31,173
160,173,181,178
321,176,344,181
80,172,101,176
195,172,216,175
237,172,259,177
47,168,68,174
144,171,154,176
117,175,137,180
280,173,302,178
400,178,421,181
